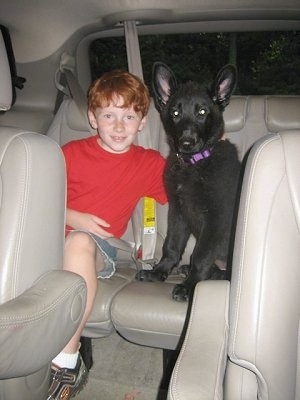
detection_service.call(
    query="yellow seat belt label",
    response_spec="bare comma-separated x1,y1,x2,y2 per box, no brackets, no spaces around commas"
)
143,197,156,234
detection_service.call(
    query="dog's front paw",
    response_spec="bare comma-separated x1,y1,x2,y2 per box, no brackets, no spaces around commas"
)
135,269,167,282
135,269,154,281
172,283,190,302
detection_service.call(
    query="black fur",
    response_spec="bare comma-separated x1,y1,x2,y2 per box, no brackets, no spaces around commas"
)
136,63,241,301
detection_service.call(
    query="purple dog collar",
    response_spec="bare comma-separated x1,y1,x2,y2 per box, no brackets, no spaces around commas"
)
177,148,213,165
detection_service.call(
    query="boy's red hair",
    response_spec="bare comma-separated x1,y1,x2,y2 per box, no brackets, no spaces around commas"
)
88,70,150,118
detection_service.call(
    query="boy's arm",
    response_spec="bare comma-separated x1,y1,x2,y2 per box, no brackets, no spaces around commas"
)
66,208,113,239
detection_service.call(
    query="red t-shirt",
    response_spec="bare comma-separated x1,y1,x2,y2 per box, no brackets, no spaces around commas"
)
63,136,167,238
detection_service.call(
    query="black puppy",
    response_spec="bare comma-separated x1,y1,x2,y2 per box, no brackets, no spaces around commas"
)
136,63,241,301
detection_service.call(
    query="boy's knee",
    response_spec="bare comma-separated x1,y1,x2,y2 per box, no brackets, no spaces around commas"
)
65,231,96,251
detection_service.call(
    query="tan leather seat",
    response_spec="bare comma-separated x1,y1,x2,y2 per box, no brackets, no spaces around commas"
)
0,31,87,400
167,130,300,399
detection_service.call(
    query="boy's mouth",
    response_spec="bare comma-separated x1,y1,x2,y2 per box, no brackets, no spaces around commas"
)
111,136,126,142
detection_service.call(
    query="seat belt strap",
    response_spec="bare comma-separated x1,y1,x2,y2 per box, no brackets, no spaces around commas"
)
124,20,158,266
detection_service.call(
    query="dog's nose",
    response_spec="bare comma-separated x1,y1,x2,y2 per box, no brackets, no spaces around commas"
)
181,140,193,150
179,133,196,151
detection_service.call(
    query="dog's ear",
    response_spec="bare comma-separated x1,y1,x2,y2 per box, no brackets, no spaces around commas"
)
212,64,237,110
152,62,177,111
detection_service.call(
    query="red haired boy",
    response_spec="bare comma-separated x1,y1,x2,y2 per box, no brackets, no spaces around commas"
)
47,71,167,399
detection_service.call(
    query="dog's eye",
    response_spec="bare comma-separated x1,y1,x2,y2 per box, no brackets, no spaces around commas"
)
198,108,207,116
172,110,180,119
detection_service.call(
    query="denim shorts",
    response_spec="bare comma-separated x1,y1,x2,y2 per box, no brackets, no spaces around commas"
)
68,230,118,279
90,233,118,279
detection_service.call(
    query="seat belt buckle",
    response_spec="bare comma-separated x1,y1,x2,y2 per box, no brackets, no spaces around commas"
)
134,246,157,271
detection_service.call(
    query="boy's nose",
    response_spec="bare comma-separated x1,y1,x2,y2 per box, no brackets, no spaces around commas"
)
114,119,125,131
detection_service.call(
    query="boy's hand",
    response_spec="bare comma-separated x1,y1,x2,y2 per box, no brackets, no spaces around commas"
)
66,209,113,239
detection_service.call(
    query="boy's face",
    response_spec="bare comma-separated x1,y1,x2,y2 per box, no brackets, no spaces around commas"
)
88,96,146,154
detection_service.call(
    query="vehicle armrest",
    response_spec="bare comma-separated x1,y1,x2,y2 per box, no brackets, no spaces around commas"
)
168,280,230,400
0,270,86,379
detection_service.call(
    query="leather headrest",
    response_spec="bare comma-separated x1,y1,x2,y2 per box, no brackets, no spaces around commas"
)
0,30,12,111
265,96,300,132
224,96,247,132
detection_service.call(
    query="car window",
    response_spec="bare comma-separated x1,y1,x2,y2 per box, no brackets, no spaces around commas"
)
89,31,300,95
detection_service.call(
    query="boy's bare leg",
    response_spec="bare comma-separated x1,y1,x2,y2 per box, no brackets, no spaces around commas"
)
47,231,97,399
62,231,99,353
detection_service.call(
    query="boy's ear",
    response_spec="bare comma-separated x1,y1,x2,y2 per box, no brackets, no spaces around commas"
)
88,110,98,129
138,116,147,132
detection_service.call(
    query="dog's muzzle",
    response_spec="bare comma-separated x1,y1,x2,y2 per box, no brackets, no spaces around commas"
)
178,131,198,152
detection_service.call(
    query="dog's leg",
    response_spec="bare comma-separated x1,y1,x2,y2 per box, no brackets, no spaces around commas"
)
136,206,190,282
172,224,227,301
172,259,221,302
172,254,216,302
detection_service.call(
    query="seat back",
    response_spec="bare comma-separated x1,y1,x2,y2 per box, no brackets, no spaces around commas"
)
0,29,66,400
166,130,300,400
0,131,66,302
225,130,300,399
0,29,65,302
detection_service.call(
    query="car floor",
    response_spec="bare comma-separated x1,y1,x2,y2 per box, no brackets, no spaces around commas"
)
76,333,168,400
